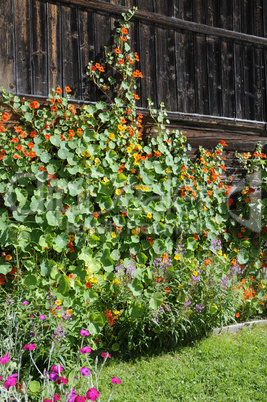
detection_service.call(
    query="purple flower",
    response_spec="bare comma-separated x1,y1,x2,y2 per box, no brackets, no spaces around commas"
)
24,344,36,351
49,372,59,381
39,314,46,320
51,364,63,373
22,301,28,306
111,377,121,384
85,388,99,401
0,355,10,364
80,367,91,376
80,346,91,354
80,328,90,336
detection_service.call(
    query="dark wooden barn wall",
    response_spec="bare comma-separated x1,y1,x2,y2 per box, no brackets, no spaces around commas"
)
0,0,267,129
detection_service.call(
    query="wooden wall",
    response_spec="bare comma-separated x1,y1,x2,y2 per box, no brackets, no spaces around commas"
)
0,0,267,148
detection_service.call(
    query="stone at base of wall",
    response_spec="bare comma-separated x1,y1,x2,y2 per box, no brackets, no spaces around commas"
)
213,319,267,335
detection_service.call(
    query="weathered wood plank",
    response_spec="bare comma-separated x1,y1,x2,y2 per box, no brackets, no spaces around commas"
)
233,0,241,32
175,30,195,113
194,33,208,115
62,5,80,98
234,43,243,119
0,0,15,92
14,0,31,94
47,2,62,92
137,0,154,13
253,0,263,37
46,0,267,47
79,8,95,101
139,21,157,107
219,0,233,30
254,47,265,121
31,0,48,95
206,0,218,27
243,45,255,120
154,0,174,17
206,36,222,116
155,26,177,110
221,41,235,117
241,0,253,35
193,0,205,24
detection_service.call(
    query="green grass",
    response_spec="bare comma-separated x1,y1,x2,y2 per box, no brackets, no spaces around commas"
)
97,325,267,401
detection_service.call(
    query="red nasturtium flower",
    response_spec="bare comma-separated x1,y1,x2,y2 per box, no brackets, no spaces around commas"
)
51,105,58,111
164,287,170,294
93,212,99,218
29,151,36,158
28,143,34,149
122,211,127,217
12,137,19,143
30,101,39,109
193,234,199,241
85,282,92,289
56,88,62,94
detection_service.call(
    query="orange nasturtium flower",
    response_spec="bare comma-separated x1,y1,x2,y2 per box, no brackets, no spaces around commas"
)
56,88,62,94
5,255,12,261
93,212,99,218
65,86,72,92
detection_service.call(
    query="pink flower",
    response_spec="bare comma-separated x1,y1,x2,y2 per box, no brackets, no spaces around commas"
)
51,364,63,374
3,376,17,389
39,314,46,320
80,329,90,336
75,397,86,402
0,355,10,364
111,377,121,384
101,352,111,358
24,344,36,351
53,395,61,401
22,301,28,305
44,399,52,402
30,314,34,317
80,346,91,354
85,388,99,401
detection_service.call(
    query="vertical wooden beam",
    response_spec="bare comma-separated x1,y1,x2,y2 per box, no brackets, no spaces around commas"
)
79,8,95,101
47,2,62,92
0,0,15,92
61,5,81,98
31,0,48,95
14,0,31,94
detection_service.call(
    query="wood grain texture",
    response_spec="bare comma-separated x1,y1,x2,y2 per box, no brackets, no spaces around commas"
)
31,0,48,95
14,0,31,94
0,0,15,92
47,2,62,91
79,8,95,101
62,5,81,98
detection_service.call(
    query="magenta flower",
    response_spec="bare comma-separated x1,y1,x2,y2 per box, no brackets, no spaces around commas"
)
39,314,46,320
0,355,10,364
80,367,90,376
101,352,111,358
53,395,61,401
80,346,91,354
51,364,63,374
3,376,17,389
85,388,99,401
44,399,52,402
24,344,36,351
30,314,34,318
22,301,28,305
75,397,86,402
111,377,121,384
80,328,90,336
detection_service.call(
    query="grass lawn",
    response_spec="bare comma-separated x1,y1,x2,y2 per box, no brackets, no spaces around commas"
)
98,325,267,401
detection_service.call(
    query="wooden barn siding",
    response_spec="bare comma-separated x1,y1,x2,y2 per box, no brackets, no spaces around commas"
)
0,0,267,146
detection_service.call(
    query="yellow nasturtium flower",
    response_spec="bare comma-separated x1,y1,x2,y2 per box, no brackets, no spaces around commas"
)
147,213,152,219
166,168,171,173
174,254,181,260
109,133,115,140
127,147,132,153
90,277,98,284
111,232,116,238
115,189,121,195
192,271,198,277
114,310,121,316
95,158,100,166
